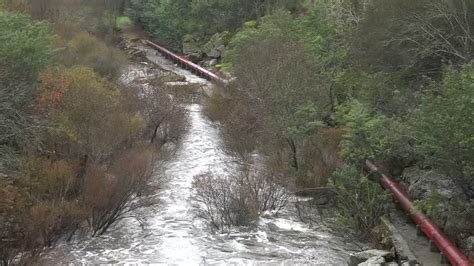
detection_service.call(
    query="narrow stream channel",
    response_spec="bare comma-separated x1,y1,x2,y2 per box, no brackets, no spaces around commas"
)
45,45,361,265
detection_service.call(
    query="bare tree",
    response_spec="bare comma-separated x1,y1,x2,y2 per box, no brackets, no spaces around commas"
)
397,0,473,66
193,165,290,230
83,147,158,236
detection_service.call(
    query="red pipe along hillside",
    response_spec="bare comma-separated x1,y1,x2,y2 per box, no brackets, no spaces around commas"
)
364,160,473,266
145,40,226,84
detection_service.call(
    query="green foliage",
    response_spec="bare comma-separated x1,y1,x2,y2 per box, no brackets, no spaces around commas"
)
133,0,191,51
131,0,304,51
38,66,142,161
414,190,440,217
335,100,410,164
331,164,390,237
0,11,53,82
288,103,325,138
243,20,257,28
62,32,126,79
413,64,474,180
0,11,52,170
0,84,35,170
224,10,296,65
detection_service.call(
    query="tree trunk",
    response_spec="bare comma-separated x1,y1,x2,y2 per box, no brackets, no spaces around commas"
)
287,137,298,171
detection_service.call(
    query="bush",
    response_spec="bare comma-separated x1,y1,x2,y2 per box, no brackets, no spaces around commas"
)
330,164,390,238
295,128,343,188
0,10,53,82
37,66,144,163
83,146,157,236
62,32,127,79
335,100,411,165
413,64,474,181
193,167,289,230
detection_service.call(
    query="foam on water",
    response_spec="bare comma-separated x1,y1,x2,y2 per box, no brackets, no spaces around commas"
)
44,45,361,265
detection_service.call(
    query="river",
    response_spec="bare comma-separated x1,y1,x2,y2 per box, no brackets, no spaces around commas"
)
45,44,362,265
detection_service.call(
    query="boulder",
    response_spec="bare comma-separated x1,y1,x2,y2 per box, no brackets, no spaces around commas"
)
401,167,467,200
266,222,280,232
357,255,385,266
182,35,203,61
349,249,393,266
203,32,230,59
207,48,221,59
462,235,474,258
401,167,474,260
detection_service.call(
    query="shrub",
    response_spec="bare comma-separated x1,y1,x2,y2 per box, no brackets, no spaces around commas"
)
335,100,411,165
330,164,390,238
0,10,53,82
62,32,127,79
193,167,289,230
83,147,157,236
413,64,474,181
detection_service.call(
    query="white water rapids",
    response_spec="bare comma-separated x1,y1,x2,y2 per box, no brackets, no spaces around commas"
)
45,46,362,265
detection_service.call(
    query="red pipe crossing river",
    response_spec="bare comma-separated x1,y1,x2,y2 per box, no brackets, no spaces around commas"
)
145,40,226,83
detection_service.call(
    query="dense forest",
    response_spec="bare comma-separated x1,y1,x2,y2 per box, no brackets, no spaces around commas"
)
0,0,473,264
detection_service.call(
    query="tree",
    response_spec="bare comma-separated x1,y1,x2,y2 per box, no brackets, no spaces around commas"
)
414,63,474,182
62,32,127,80
354,0,473,78
0,11,53,171
0,11,53,82
83,147,157,236
226,12,328,170
36,66,143,168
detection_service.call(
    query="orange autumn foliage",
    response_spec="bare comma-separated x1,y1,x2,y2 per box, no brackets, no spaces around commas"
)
36,70,70,109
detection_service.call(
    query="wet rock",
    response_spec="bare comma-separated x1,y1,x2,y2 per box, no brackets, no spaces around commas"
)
118,39,130,49
314,196,330,205
349,249,392,266
357,255,385,266
267,236,277,242
128,48,147,60
267,222,280,232
380,217,418,263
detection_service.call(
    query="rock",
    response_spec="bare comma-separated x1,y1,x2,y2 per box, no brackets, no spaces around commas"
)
267,222,280,232
380,217,418,263
462,235,474,258
314,196,330,205
349,249,393,266
357,256,385,266
208,59,218,66
130,49,147,60
207,48,221,59
182,35,203,61
402,168,465,200
401,167,474,256
117,39,130,49
183,42,201,55
203,32,229,59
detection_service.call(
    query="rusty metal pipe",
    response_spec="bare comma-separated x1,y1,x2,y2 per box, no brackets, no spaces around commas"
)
364,160,472,266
